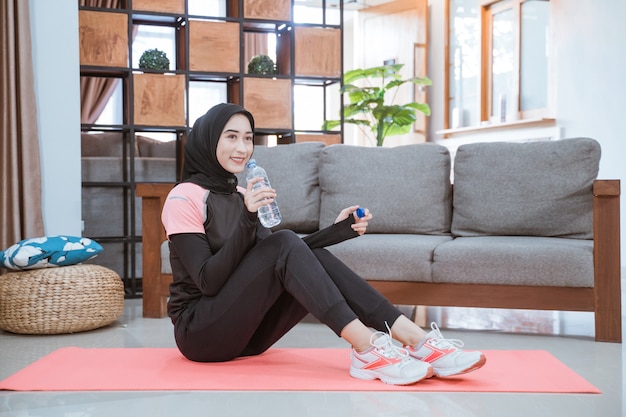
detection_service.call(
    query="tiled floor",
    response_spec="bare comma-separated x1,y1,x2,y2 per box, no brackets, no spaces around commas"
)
1,278,624,417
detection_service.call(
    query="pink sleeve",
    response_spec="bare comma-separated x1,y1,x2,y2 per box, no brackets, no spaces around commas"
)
161,183,209,237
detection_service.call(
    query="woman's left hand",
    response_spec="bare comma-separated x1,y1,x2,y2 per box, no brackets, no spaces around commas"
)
244,177,277,213
334,206,372,236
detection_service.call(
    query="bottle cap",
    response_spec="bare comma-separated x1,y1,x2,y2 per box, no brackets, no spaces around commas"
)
246,159,257,168
356,207,366,218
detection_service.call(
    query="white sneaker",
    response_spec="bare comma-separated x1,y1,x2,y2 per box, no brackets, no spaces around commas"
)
350,332,433,385
406,322,486,377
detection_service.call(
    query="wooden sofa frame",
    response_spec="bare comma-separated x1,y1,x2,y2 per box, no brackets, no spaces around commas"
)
136,180,622,342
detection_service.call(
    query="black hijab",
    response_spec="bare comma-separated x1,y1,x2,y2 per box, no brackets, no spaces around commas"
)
182,103,255,194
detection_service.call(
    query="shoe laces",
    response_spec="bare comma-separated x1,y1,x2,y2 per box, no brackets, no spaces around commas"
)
426,322,464,350
370,322,410,361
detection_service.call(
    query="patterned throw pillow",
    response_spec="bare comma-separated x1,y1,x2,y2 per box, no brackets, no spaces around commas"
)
0,236,103,270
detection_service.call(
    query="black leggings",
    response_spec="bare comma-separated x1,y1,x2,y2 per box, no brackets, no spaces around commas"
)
174,230,402,362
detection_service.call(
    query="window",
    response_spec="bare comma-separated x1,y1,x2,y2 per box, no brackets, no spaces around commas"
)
448,0,481,128
446,0,550,129
519,0,549,114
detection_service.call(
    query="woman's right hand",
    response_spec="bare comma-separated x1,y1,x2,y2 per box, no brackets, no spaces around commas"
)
334,206,372,236
244,177,277,213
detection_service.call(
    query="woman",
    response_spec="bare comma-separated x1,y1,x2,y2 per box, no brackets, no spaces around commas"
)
161,103,485,385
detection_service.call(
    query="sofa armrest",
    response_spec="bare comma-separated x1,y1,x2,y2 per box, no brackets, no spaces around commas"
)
136,183,175,318
592,179,622,342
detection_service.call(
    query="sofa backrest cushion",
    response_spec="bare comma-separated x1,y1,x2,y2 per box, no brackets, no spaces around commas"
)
318,144,452,234
81,132,126,157
235,142,325,234
136,136,176,158
82,132,164,157
451,138,600,239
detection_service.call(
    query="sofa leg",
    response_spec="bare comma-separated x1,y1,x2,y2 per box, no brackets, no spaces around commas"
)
594,303,622,342
143,292,168,318
593,180,622,343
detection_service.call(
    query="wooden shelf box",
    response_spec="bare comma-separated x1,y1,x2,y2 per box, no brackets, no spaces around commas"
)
295,133,341,146
294,27,341,77
243,77,292,129
132,0,185,14
133,73,186,127
189,20,240,73
79,10,128,67
244,0,291,21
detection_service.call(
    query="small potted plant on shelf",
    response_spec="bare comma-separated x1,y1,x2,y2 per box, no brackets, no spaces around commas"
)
247,54,277,75
323,64,432,147
138,48,170,71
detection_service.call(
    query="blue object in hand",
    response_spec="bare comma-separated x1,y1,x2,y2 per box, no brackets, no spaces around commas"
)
356,207,366,218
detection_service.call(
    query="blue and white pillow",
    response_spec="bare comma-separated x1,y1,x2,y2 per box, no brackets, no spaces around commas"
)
0,236,103,270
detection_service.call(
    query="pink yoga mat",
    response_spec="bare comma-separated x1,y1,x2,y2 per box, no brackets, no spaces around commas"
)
0,348,600,393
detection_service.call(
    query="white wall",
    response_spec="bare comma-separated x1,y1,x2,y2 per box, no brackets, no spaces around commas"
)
552,1,626,260
551,0,626,182
29,0,82,236
428,0,626,262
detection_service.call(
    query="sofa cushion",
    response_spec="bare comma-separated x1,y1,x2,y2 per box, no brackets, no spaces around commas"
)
81,132,125,157
235,142,325,234
161,241,172,274
161,233,451,280
136,136,177,158
318,144,452,234
82,187,137,238
81,157,177,183
432,236,594,287
451,138,600,239
326,234,453,283
81,132,146,157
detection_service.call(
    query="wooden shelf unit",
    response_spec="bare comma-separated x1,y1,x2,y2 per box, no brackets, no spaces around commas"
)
78,0,344,296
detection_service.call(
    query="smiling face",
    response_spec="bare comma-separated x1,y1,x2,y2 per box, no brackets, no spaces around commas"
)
215,113,254,174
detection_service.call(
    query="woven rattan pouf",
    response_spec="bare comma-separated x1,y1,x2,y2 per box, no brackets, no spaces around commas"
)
0,264,124,335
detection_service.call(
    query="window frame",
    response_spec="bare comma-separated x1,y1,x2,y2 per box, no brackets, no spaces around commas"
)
445,0,551,130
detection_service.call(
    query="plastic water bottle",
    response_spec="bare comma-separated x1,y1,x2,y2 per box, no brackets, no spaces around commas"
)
246,159,282,228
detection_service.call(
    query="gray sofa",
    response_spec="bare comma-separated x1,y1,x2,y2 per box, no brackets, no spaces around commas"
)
137,138,622,342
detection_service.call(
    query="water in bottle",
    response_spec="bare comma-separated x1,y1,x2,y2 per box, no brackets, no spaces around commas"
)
245,159,282,228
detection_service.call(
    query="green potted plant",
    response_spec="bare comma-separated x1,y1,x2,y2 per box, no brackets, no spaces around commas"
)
138,48,170,71
247,54,277,75
323,64,432,146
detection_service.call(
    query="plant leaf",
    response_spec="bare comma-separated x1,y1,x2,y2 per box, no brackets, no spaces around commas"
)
406,76,433,86
322,120,342,130
384,123,413,137
344,119,372,127
373,106,416,126
405,102,431,116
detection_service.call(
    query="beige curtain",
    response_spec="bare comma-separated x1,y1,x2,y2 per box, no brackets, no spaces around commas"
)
0,0,44,253
79,0,122,124
244,33,270,70
81,76,120,124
